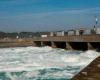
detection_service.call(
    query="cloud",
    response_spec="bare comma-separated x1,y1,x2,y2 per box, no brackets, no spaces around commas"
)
1,7,100,19
17,7,100,17
55,7,100,15
0,6,100,32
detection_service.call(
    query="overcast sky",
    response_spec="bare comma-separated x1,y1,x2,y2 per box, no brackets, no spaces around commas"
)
0,0,100,32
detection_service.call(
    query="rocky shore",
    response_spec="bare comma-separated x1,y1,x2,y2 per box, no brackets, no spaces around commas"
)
72,56,100,80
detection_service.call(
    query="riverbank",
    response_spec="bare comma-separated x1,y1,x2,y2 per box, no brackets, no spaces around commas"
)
0,38,33,48
72,56,100,80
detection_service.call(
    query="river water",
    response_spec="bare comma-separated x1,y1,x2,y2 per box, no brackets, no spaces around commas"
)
0,46,99,80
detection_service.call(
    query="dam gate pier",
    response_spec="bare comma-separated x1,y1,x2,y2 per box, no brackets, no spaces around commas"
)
33,35,100,51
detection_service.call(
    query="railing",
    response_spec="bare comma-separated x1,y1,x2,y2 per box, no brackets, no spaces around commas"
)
33,35,100,42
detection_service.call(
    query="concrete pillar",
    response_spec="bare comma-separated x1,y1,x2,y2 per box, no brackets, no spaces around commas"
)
66,42,73,50
51,41,57,48
33,41,36,46
41,41,44,46
87,42,94,50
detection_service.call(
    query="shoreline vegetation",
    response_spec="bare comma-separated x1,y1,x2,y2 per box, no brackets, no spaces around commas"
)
0,31,46,39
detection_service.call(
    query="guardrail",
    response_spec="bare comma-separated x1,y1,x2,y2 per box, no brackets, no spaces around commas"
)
33,35,100,42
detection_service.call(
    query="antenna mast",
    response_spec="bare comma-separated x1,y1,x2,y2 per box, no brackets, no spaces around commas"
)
95,15,98,26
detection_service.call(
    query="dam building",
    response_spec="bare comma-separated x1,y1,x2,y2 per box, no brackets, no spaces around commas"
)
33,27,100,51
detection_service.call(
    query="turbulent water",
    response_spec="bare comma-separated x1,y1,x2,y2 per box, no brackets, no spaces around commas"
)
0,46,99,80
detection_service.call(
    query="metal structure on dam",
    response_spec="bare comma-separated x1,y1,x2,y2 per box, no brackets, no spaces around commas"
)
33,35,100,51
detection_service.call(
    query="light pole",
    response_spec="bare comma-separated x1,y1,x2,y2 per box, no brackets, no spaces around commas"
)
93,16,98,34
95,15,98,26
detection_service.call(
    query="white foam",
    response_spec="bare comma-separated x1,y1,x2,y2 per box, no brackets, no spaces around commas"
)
0,46,99,79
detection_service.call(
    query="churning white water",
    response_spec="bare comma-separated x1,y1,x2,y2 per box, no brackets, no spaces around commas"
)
0,46,99,80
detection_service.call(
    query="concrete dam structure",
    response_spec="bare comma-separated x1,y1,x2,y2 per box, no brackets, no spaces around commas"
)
33,35,100,51
71,56,100,80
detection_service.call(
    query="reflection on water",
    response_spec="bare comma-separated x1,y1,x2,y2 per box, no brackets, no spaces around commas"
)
0,46,99,80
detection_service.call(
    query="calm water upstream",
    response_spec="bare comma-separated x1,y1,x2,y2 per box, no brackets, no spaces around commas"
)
0,46,99,80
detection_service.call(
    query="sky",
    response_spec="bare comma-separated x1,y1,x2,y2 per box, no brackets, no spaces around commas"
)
0,0,100,32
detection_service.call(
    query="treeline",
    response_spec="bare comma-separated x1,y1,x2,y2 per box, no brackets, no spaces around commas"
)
0,32,41,39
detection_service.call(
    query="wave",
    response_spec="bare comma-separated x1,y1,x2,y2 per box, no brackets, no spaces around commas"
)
0,46,99,80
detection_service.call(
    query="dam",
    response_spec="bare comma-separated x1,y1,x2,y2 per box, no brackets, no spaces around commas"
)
1,34,100,50
33,34,100,79
33,35,100,51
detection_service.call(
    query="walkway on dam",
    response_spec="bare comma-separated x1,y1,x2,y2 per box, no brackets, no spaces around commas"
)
72,56,100,80
33,35,100,51
33,35,100,42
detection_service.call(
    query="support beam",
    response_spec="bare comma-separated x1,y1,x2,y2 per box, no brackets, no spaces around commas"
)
87,42,94,50
41,41,44,46
51,41,57,48
33,41,41,47
66,42,73,50
33,41,36,46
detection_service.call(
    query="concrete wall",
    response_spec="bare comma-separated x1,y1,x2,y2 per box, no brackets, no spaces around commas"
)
71,56,100,80
33,35,100,42
33,35,100,50
33,41,100,51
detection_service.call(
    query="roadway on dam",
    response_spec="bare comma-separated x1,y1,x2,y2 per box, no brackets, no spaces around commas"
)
33,35,100,51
